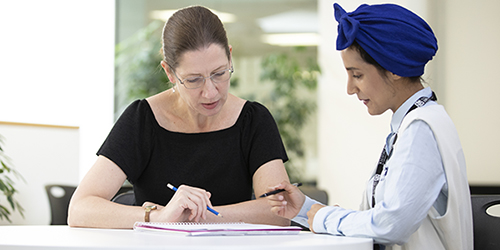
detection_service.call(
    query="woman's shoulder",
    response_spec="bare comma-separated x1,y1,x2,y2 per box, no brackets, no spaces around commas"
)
403,105,450,126
401,104,458,140
119,99,154,119
239,98,272,114
146,90,173,111
105,99,157,145
237,99,276,126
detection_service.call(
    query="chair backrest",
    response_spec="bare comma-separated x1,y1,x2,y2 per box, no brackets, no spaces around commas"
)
112,190,136,206
299,186,328,205
471,195,500,250
45,184,76,225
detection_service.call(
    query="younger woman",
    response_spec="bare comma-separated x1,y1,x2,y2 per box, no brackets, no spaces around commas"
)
266,3,473,250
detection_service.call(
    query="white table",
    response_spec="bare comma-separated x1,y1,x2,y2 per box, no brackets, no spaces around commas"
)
0,225,373,250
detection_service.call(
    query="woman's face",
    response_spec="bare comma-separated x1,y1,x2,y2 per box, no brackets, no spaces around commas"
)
340,48,398,115
169,44,232,117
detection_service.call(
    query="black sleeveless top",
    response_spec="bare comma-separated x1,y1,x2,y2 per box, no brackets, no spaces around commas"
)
97,100,288,206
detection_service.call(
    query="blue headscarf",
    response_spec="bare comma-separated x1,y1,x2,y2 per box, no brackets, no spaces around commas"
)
334,3,438,77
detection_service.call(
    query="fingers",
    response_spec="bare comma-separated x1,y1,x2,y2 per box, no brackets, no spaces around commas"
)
265,181,288,193
307,203,326,233
270,206,284,216
178,185,207,221
308,220,316,233
263,181,296,200
265,182,307,220
269,198,289,216
307,212,317,233
265,181,301,202
267,194,286,206
181,197,204,222
173,185,213,221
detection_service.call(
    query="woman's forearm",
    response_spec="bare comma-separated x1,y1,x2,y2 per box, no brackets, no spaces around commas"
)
204,198,290,226
69,196,289,228
68,195,144,229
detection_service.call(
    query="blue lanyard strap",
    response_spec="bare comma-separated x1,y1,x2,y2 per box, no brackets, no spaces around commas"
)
371,91,437,207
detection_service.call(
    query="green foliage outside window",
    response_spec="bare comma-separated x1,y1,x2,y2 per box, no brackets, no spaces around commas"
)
115,21,172,117
0,135,24,222
258,50,319,182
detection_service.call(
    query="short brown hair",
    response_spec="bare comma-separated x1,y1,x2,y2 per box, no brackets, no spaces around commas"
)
161,6,230,70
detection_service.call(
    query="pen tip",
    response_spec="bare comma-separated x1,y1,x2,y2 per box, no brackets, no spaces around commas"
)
217,214,223,218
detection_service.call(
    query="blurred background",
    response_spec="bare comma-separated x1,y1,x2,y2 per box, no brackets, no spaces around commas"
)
1,0,499,225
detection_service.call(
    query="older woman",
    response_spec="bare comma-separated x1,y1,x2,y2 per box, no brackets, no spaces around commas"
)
68,6,290,228
266,3,473,250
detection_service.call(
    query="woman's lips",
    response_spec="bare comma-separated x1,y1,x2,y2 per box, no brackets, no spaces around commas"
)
202,100,219,110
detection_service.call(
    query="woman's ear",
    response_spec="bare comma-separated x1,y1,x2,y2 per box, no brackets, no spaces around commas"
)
388,71,402,82
161,61,176,84
228,45,234,69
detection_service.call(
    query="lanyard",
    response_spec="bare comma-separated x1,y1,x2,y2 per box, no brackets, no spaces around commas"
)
371,91,437,208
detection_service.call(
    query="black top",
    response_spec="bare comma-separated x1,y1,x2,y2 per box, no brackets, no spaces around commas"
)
97,100,288,206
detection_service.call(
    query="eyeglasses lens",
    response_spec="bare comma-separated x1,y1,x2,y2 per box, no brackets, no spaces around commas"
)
183,69,232,89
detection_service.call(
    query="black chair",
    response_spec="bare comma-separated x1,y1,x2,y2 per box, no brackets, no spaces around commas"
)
45,184,76,225
471,195,500,250
112,190,136,205
299,185,328,205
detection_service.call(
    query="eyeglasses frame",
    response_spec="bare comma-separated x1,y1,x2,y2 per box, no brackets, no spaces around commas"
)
169,63,234,89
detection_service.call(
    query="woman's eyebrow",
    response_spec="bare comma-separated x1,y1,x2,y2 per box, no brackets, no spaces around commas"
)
346,67,360,71
184,65,227,77
212,64,227,72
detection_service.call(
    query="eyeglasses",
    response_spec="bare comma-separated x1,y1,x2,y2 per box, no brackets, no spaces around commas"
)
171,66,234,89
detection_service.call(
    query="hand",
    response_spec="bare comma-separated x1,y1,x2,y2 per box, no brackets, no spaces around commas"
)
265,181,306,219
307,203,326,233
144,185,213,222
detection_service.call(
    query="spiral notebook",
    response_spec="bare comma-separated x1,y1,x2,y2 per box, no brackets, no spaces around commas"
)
133,222,302,236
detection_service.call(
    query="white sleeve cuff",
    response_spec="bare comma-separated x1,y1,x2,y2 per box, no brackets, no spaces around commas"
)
312,206,353,235
312,206,335,233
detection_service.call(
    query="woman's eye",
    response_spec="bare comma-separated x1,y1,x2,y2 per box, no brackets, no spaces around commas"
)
353,74,362,79
186,78,201,83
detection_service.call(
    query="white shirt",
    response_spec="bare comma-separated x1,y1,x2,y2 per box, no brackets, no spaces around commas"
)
293,87,447,246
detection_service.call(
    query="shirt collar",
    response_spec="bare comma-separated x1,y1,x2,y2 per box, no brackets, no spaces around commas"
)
390,87,433,133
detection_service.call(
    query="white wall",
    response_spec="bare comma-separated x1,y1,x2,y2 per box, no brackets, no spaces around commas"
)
0,123,79,225
432,0,500,185
317,0,500,209
0,0,115,224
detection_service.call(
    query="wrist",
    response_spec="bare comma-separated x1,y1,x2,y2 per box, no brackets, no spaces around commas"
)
144,205,157,222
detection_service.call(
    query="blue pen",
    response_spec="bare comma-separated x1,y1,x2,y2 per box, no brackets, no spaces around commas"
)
166,183,223,218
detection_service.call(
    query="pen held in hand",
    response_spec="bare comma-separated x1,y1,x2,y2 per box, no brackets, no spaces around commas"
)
166,183,223,218
259,183,302,198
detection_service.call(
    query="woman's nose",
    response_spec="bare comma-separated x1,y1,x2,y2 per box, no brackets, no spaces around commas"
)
346,78,357,96
201,78,218,98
